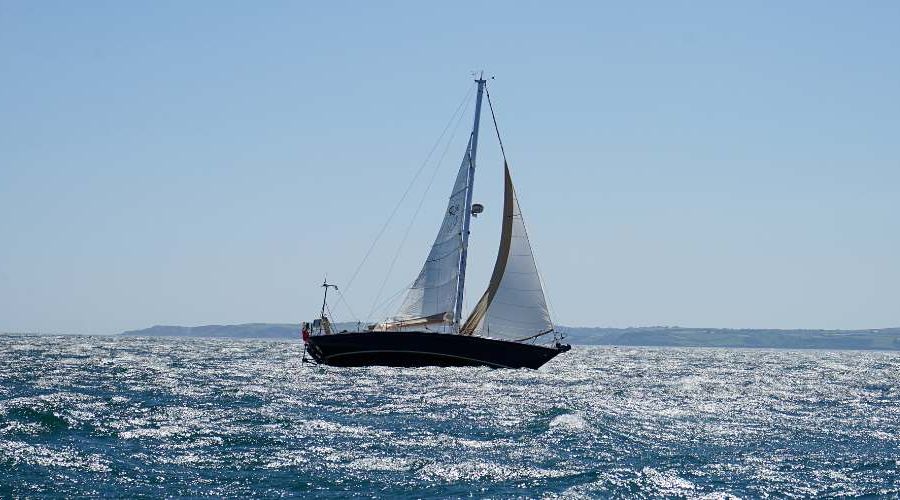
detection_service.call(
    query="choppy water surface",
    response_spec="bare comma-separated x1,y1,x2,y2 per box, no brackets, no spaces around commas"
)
1,335,898,497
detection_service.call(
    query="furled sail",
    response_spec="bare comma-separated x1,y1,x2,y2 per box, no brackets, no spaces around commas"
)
461,163,553,340
381,137,473,329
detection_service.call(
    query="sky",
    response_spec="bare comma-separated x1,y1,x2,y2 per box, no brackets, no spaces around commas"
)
1,1,898,334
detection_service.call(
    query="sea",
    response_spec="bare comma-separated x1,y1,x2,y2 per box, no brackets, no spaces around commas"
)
1,335,898,498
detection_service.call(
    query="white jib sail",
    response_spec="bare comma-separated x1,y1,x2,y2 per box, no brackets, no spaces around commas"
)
462,164,553,340
387,138,473,327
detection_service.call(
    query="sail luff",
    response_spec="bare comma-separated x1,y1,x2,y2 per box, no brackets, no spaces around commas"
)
460,163,514,335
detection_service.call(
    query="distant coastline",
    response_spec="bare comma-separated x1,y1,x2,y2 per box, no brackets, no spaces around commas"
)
115,323,900,351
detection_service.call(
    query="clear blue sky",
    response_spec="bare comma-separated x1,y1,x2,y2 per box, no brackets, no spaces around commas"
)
2,1,898,334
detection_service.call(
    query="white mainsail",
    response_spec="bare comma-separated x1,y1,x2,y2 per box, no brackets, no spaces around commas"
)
461,163,553,340
383,137,473,328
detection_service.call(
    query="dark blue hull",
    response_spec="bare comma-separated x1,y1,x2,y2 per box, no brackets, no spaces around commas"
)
306,331,569,369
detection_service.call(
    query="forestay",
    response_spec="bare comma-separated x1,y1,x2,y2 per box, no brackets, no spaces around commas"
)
461,163,553,340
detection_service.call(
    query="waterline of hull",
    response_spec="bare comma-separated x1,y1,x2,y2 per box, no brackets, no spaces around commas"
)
307,331,568,369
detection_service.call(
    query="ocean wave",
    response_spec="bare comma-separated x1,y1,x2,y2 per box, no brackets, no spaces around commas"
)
1,335,898,497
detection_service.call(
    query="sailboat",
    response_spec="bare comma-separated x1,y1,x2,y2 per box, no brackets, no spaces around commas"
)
305,76,570,369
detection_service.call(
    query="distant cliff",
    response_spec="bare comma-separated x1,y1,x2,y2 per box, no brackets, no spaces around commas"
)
119,323,900,350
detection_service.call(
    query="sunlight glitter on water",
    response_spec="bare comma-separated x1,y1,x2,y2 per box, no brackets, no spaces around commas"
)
1,334,899,497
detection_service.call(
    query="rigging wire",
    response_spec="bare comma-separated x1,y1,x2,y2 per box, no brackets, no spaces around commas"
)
337,85,475,303
333,287,360,325
365,90,475,321
367,278,416,323
325,302,338,328
484,83,508,164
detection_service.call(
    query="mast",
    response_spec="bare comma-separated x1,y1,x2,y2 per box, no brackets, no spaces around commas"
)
454,75,486,330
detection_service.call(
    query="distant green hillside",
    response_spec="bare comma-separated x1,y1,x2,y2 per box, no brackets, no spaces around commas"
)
120,323,900,350
120,323,359,340
562,326,900,350
120,324,298,339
